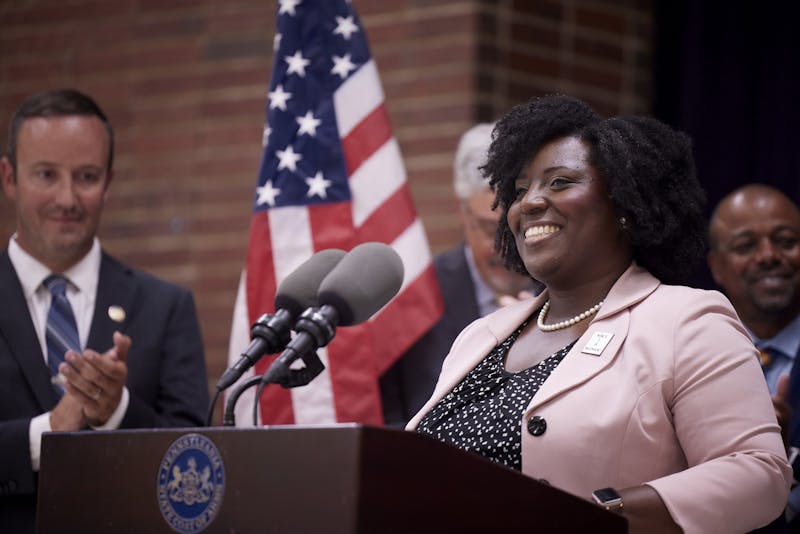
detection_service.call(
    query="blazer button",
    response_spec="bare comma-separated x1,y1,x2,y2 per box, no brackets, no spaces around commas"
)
527,415,547,436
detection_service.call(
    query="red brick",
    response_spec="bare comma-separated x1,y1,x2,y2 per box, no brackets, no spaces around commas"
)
574,36,625,63
0,0,135,26
135,13,208,40
575,6,630,35
510,21,561,49
509,50,561,78
206,4,274,33
507,81,557,103
203,36,271,61
570,63,624,92
5,57,67,80
512,0,564,21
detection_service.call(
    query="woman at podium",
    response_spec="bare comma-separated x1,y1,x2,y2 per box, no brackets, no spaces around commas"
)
407,95,791,533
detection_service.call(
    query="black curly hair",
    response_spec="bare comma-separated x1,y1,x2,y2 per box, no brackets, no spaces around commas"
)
483,95,707,285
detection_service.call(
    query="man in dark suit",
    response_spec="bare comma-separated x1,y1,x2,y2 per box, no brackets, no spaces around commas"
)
0,89,209,533
708,184,800,532
380,123,534,426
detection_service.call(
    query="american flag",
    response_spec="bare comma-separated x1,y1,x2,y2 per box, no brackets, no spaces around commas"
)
226,0,443,426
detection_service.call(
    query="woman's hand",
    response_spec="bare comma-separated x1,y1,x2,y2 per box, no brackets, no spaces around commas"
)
616,485,682,534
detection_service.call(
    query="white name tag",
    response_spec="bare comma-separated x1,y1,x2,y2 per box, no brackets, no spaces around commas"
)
582,332,614,356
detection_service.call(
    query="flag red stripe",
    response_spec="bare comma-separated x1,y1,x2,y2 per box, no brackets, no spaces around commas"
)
341,103,393,176
307,201,357,252
326,324,384,424
355,186,417,243
370,265,444,374
243,213,296,424
245,212,277,324
257,380,296,425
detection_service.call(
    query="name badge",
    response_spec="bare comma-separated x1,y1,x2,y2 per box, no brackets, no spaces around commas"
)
582,332,614,356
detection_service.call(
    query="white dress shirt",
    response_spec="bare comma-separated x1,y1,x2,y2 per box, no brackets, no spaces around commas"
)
7,236,129,470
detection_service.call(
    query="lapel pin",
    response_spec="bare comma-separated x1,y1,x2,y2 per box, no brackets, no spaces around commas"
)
108,305,126,323
582,332,614,356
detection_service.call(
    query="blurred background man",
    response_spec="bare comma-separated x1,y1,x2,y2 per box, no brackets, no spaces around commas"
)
380,123,535,427
0,89,209,533
708,183,800,532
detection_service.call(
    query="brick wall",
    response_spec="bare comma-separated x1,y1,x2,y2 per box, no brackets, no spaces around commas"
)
0,0,652,391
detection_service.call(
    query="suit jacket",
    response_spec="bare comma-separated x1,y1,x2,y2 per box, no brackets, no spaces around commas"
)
408,263,792,534
380,245,480,426
750,320,800,534
0,250,209,533
788,348,800,447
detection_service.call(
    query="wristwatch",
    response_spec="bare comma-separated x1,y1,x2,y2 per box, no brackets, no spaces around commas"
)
591,487,624,513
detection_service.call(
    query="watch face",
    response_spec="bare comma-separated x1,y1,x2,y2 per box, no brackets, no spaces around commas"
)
593,487,622,504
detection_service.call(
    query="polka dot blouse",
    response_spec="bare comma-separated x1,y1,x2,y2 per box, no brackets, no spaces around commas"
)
416,312,575,471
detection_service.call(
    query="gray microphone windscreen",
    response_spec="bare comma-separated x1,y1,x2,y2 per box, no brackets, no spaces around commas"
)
274,249,347,318
317,242,404,326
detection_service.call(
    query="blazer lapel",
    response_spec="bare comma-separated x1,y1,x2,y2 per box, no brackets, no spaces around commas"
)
428,294,547,406
527,263,660,411
528,310,631,410
87,253,137,352
0,251,59,410
412,263,662,428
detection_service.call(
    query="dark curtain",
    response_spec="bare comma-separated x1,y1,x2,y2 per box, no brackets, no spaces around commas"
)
653,0,800,288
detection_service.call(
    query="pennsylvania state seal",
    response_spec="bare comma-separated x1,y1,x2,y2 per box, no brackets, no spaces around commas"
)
157,433,225,533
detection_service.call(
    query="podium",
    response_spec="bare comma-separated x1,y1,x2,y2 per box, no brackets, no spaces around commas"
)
37,425,627,533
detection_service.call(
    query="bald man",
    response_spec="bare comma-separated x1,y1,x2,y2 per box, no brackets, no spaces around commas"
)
708,184,800,531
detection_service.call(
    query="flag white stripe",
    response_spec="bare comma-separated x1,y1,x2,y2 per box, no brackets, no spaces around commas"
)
269,206,314,284
334,60,384,138
392,219,432,291
226,270,259,426
289,347,336,424
350,138,406,227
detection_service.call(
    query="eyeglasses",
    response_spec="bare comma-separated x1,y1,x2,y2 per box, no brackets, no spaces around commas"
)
462,203,499,241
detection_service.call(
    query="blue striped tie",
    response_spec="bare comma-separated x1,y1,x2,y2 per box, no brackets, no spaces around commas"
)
44,275,81,396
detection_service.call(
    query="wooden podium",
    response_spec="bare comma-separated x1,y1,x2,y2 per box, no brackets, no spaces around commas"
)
38,425,627,533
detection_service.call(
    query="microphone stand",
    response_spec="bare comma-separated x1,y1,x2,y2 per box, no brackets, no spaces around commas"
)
221,351,326,427
207,312,292,426
220,301,341,426
251,352,326,426
223,375,262,426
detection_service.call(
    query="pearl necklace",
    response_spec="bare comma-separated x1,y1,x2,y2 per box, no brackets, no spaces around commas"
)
537,299,603,332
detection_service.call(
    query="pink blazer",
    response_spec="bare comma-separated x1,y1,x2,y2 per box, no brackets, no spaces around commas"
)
408,264,791,533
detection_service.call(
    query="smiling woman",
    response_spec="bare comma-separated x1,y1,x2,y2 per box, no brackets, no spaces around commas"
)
506,135,630,293
407,95,792,534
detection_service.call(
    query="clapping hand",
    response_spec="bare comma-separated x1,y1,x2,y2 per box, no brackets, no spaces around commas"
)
59,331,132,427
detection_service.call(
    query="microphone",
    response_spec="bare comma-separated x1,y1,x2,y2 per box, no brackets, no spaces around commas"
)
261,242,404,385
215,248,346,391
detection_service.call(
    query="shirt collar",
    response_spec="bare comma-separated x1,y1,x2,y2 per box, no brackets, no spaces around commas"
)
750,312,800,361
7,235,102,297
